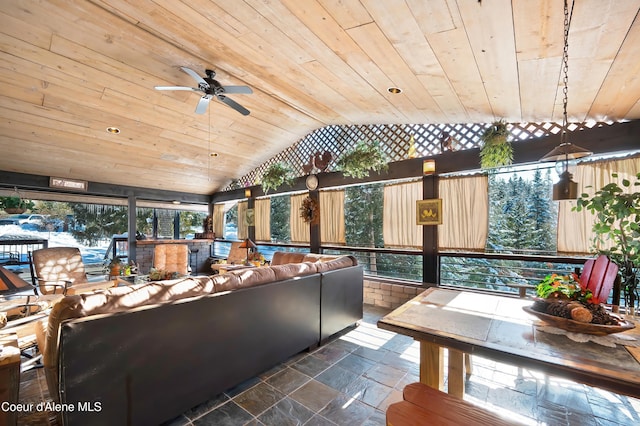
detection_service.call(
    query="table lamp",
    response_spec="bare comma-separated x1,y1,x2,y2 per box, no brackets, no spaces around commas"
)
238,238,257,264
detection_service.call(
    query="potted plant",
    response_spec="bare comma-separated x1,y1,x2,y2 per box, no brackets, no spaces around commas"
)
574,172,640,314
0,196,35,214
261,162,295,194
479,120,513,169
336,140,388,179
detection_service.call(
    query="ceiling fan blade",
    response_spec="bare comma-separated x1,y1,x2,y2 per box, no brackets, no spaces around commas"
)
217,95,250,116
221,85,253,95
195,96,211,114
154,86,201,92
180,66,208,88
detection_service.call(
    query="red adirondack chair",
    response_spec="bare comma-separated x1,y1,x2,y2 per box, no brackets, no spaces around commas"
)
580,255,619,305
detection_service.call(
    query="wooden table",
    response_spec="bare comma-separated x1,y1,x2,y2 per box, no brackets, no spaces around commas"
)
377,288,640,399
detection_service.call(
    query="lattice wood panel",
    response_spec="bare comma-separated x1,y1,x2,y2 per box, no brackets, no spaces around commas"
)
226,121,607,190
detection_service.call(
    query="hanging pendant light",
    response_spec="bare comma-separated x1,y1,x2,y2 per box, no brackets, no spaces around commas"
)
540,0,591,200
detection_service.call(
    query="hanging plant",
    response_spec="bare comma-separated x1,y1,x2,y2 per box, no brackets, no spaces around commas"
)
336,141,388,179
261,162,295,194
479,120,513,169
300,196,319,224
0,196,35,214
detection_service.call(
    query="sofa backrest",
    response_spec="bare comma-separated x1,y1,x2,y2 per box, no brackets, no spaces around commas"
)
40,275,216,400
271,251,357,267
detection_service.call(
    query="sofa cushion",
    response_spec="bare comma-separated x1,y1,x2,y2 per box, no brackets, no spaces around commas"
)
270,262,318,281
271,252,307,265
316,256,358,273
211,272,242,292
302,253,341,263
228,267,277,289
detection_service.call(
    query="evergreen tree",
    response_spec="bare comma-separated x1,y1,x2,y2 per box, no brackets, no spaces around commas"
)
71,204,128,246
344,183,383,247
270,195,290,243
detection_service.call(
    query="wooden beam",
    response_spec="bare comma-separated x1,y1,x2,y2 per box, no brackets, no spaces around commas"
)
0,171,211,205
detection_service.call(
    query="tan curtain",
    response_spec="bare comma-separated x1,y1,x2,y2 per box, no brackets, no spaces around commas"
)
237,201,248,240
320,190,346,244
290,193,310,243
212,204,225,238
558,156,640,254
383,181,423,248
438,175,488,251
254,198,271,242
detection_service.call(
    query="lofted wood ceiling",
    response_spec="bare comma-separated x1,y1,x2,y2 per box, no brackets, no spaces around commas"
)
1,0,639,196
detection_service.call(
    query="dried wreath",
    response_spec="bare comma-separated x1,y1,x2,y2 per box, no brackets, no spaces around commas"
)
300,196,319,224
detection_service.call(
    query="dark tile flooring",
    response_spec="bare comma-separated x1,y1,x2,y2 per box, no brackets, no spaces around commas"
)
17,305,640,425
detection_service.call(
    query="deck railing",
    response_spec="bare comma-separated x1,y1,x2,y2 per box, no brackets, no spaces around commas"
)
213,240,591,298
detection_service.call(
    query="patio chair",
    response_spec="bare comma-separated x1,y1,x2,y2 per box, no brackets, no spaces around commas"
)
210,241,247,274
29,247,113,295
580,255,619,305
152,244,190,276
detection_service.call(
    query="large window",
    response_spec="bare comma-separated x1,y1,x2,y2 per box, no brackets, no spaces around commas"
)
486,167,557,254
270,194,290,243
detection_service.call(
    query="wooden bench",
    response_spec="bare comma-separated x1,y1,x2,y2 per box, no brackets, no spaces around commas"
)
386,382,521,426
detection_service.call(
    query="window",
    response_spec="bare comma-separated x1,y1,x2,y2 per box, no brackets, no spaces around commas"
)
270,194,290,243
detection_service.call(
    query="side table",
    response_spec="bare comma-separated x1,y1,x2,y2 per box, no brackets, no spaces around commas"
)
0,332,21,426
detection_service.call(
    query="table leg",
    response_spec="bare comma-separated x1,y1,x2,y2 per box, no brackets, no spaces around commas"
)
448,349,465,398
419,340,444,390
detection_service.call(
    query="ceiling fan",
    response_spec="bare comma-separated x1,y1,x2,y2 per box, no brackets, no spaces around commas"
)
155,66,253,115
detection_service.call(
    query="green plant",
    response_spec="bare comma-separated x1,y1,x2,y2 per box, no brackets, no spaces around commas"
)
574,172,640,312
536,273,595,304
336,141,388,179
479,120,513,169
261,162,295,194
0,196,35,211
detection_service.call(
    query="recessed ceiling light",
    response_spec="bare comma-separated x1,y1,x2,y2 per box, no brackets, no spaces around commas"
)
172,200,181,205
210,152,219,157
388,87,402,94
106,127,120,134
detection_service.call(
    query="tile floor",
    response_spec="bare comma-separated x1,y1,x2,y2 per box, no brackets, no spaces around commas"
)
17,304,640,425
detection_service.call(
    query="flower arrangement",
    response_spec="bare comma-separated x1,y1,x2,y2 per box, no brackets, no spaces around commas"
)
536,273,596,304
300,196,319,224
247,250,266,265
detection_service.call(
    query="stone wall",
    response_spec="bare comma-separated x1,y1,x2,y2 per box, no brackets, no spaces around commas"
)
363,277,424,309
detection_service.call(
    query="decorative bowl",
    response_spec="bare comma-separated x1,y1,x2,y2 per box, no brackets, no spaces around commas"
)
522,305,635,336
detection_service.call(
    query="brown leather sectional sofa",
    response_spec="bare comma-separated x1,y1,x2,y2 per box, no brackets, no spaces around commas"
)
35,252,363,425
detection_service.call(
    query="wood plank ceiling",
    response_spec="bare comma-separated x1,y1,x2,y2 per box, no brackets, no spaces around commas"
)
1,0,639,196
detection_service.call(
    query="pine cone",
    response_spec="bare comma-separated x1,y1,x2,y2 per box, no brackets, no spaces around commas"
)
545,301,571,318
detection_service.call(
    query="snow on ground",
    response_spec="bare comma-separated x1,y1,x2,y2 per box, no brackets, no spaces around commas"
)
0,225,110,265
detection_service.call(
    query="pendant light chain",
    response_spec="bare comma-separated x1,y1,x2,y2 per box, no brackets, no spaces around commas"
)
560,0,574,145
